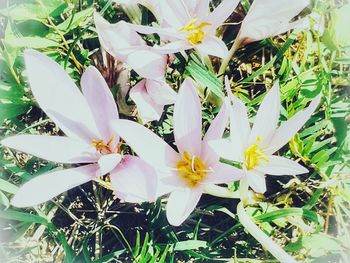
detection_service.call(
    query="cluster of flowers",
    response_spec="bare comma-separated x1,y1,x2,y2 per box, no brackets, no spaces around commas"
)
2,0,321,226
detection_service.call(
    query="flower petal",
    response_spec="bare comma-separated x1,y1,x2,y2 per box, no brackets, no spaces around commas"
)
94,13,145,62
145,79,177,105
256,155,308,175
225,77,250,154
266,95,321,154
110,119,179,170
97,153,122,176
11,164,98,207
249,81,280,145
246,170,266,194
208,139,243,162
208,0,240,30
1,135,99,163
173,78,202,156
193,0,209,21
159,0,190,28
201,101,229,164
196,36,228,58
205,162,243,184
24,49,99,142
81,66,119,143
110,155,158,203
166,186,202,226
126,50,168,80
129,79,165,124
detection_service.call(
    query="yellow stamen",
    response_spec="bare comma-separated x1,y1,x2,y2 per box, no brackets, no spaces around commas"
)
91,136,117,154
179,18,211,45
176,151,207,188
244,136,268,170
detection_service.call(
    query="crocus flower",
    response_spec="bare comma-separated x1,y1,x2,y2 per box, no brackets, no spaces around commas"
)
110,78,243,226
209,78,321,194
1,50,158,207
94,13,177,123
128,0,240,58
236,0,310,46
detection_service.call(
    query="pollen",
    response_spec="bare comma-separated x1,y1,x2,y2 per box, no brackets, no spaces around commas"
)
244,136,268,170
91,136,116,154
179,18,211,45
176,151,207,188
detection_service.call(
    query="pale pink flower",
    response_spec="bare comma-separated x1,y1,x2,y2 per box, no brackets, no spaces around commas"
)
129,0,241,58
237,0,310,45
209,77,321,193
110,78,243,225
1,50,158,207
94,13,177,123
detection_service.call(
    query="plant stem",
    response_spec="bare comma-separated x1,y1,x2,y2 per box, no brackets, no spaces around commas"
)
218,38,242,79
237,201,299,263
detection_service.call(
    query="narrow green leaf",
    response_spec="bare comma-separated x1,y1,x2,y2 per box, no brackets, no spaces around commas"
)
0,178,18,194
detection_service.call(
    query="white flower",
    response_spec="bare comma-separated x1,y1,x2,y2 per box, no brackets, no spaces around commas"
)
209,77,321,193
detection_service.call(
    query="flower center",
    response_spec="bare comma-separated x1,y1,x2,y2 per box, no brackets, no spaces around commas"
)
179,18,211,45
176,151,207,188
244,137,268,170
91,136,119,155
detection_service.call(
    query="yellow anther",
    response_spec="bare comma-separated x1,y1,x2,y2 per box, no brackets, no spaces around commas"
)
179,18,211,45
91,136,116,154
244,137,268,170
176,151,207,188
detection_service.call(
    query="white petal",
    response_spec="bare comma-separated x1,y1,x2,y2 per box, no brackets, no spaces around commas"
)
173,78,202,156
246,170,266,194
208,139,243,162
166,187,203,226
110,119,179,170
225,77,251,154
266,95,321,154
145,79,177,105
97,153,122,175
1,135,99,163
11,165,98,207
255,155,308,175
24,49,99,142
196,36,228,58
249,81,280,144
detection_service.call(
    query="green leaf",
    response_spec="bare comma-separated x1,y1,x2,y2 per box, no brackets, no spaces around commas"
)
186,56,224,98
174,240,207,251
0,178,18,194
7,37,60,48
56,7,94,32
0,103,31,124
0,210,48,224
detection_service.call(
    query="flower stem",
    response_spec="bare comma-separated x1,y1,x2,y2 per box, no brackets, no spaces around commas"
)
218,38,242,79
237,201,299,263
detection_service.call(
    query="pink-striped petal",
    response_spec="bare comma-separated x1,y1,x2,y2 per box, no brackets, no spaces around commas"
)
110,155,158,203
145,79,177,105
97,153,122,176
173,78,202,156
1,135,99,163
81,66,119,143
24,50,100,142
11,164,99,207
129,80,165,124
